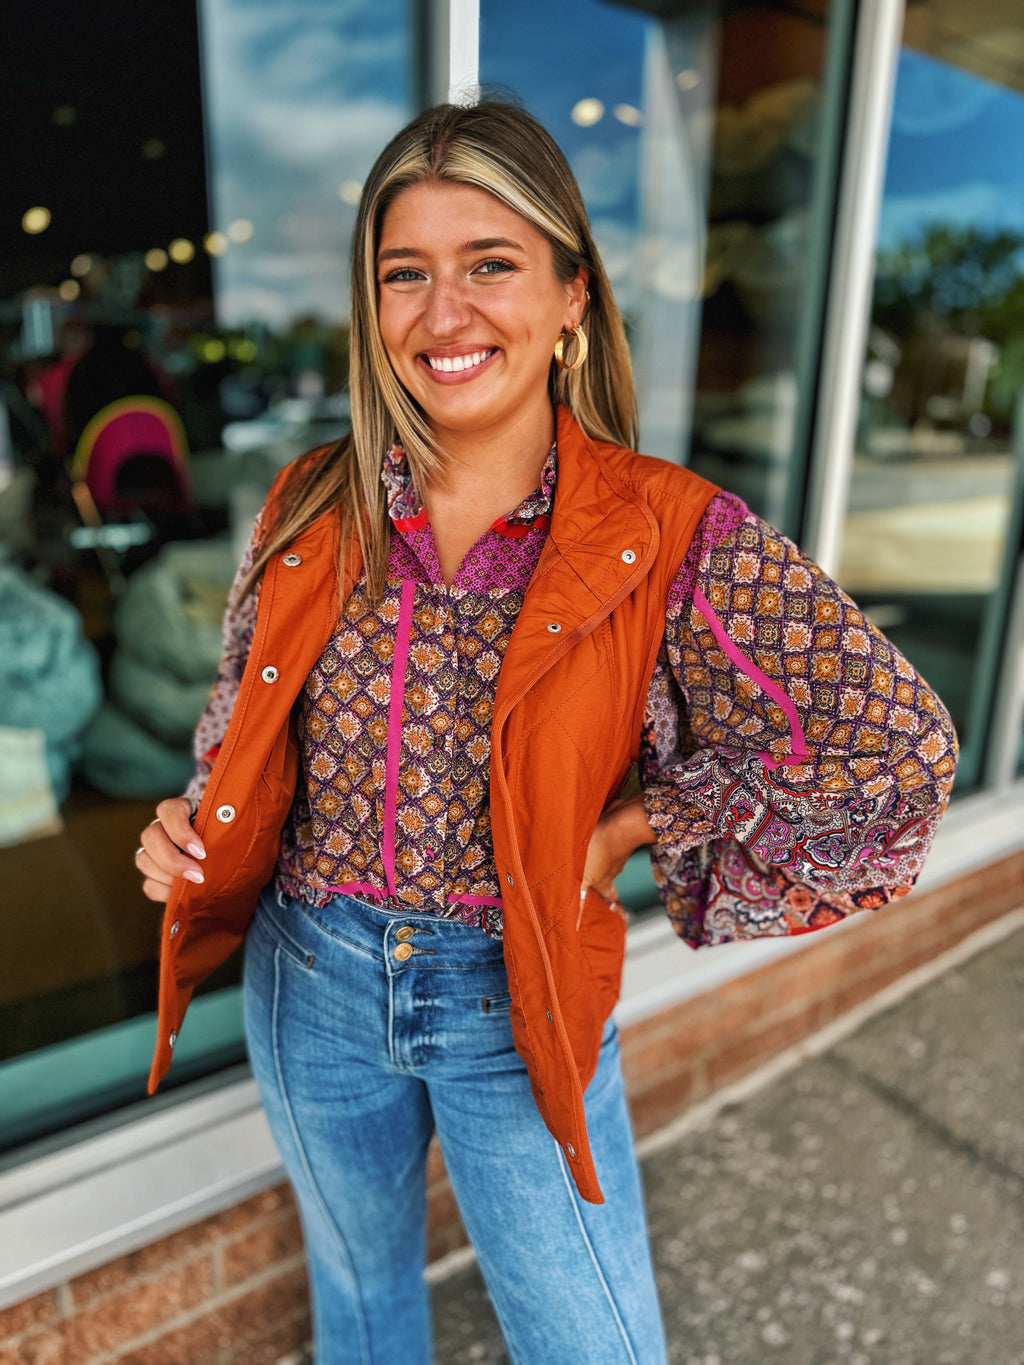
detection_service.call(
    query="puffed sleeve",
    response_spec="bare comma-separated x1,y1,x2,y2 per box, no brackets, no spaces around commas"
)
181,514,264,813
639,491,958,948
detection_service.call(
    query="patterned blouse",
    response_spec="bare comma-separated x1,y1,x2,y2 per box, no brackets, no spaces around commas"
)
185,443,957,948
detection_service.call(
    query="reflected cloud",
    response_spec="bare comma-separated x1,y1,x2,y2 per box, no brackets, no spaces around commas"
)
891,49,997,136
572,138,640,212
248,99,406,170
879,182,1024,250
198,0,409,326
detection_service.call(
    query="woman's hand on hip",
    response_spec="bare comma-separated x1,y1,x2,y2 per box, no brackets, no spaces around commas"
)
581,795,656,903
135,797,206,902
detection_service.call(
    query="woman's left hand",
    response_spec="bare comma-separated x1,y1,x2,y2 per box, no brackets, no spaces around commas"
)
581,796,656,903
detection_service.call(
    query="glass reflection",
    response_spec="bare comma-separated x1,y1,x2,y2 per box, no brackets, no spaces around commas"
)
481,0,837,530
0,0,411,1147
841,29,1024,789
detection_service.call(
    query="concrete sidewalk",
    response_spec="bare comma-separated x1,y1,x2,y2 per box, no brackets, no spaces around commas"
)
431,922,1024,1365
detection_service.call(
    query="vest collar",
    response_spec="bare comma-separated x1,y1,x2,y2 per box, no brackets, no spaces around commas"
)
542,404,659,593
492,407,660,725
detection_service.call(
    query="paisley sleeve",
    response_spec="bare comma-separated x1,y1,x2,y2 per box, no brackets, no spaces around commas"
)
639,491,958,948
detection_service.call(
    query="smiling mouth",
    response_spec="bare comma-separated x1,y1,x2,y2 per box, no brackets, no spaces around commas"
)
423,348,497,374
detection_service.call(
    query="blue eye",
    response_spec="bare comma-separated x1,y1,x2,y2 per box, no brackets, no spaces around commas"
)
475,258,515,275
383,267,423,283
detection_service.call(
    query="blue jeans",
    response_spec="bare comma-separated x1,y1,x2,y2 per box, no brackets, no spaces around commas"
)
243,886,668,1365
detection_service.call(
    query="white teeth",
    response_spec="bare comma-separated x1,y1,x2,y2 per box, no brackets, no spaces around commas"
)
427,349,491,372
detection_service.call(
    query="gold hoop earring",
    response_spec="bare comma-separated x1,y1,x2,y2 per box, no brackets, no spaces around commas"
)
554,323,588,372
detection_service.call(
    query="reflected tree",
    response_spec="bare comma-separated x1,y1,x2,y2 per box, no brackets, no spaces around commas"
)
872,226,1024,426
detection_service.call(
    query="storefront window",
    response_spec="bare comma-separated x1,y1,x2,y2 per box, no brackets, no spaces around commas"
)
480,0,844,533
839,13,1024,790
0,0,412,1151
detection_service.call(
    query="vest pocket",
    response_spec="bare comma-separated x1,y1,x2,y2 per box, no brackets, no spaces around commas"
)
578,886,628,1026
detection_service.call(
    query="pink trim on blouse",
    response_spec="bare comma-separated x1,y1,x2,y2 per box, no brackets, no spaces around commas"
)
383,580,416,896
491,513,551,539
327,882,387,901
393,508,429,533
692,586,808,769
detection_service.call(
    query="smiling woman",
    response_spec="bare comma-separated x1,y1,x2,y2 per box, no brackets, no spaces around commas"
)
134,101,957,1365
374,181,587,581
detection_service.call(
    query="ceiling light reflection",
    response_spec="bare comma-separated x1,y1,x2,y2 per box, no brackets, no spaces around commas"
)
23,207,51,234
571,99,604,127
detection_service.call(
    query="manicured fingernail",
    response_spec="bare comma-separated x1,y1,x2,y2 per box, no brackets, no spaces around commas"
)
184,870,205,884
187,842,206,860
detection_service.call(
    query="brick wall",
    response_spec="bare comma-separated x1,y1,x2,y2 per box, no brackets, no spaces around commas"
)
3,849,1021,1364
0,1189,308,1365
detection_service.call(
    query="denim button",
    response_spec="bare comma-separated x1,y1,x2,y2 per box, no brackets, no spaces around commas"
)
566,1142,576,1158
168,1030,178,1049
621,549,636,564
506,873,514,887
393,943,414,962
282,553,302,566
216,804,236,823
169,920,180,939
546,1010,553,1022
546,622,561,634
261,665,279,684
395,926,416,942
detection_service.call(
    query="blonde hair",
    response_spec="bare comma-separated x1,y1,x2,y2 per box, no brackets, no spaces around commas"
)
243,101,638,603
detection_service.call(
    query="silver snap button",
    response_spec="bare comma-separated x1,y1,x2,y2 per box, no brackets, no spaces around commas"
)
566,1142,576,1158
282,553,302,567
168,1030,178,1049
506,873,514,887
170,920,180,939
546,1010,553,1022
621,549,636,564
261,665,279,684
216,804,236,823
546,622,561,634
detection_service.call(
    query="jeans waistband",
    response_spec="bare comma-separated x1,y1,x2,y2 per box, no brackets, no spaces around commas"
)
266,884,506,969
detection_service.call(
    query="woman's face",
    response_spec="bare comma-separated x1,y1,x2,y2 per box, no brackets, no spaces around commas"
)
376,181,587,446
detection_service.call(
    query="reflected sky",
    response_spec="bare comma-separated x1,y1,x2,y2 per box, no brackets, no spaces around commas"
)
195,1,1024,342
199,0,653,330
879,47,1024,249
481,0,646,228
198,0,410,327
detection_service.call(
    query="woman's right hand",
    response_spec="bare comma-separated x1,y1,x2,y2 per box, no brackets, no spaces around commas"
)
135,797,206,902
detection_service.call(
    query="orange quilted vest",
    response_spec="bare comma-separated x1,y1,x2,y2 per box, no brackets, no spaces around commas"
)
148,406,716,1202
